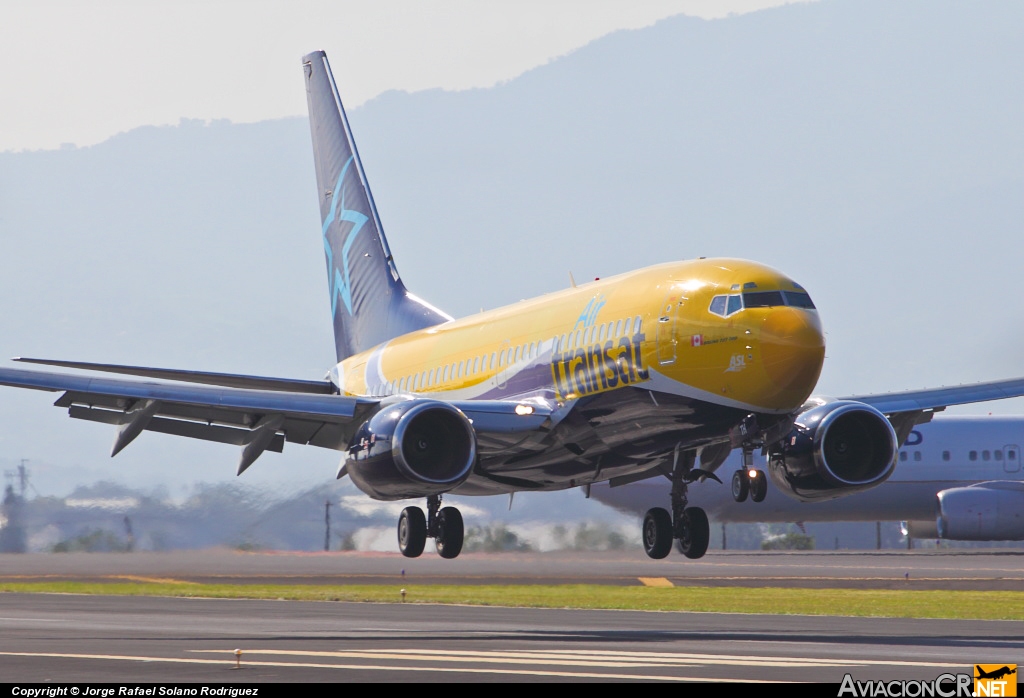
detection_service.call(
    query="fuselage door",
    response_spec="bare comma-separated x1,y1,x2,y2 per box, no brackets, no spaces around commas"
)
657,293,682,365
1003,444,1021,474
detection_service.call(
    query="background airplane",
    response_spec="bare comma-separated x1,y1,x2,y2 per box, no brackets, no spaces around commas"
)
592,415,1024,542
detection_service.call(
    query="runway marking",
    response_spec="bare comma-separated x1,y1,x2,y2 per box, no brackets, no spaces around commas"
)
106,575,199,584
0,651,772,682
639,577,675,587
191,648,959,670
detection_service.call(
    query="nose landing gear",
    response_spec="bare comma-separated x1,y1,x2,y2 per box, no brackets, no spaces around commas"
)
397,494,465,559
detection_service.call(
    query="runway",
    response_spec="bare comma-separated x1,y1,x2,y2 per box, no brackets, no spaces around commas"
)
1,550,1022,683
1,593,1020,683
2,548,1023,590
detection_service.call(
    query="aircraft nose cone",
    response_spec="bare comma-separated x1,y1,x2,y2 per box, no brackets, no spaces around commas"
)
760,307,825,406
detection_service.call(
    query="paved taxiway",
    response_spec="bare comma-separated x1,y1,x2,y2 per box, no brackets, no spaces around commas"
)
1,550,1022,682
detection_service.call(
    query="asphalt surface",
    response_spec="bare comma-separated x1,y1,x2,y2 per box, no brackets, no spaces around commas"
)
2,548,1024,590
0,550,1022,683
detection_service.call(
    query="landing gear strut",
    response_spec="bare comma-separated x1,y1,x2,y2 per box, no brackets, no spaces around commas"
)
397,494,465,559
643,449,710,560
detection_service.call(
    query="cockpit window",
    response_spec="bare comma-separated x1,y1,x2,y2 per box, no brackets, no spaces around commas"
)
783,291,816,309
709,288,817,316
743,291,785,308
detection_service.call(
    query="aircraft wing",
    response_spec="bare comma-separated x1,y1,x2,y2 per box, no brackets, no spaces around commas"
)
842,377,1024,413
842,376,1024,443
0,364,554,473
0,365,375,471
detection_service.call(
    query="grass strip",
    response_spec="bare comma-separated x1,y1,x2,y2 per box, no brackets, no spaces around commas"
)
2,581,1022,620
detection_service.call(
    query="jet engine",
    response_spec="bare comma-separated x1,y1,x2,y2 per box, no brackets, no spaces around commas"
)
932,482,1024,540
344,399,477,500
766,400,898,501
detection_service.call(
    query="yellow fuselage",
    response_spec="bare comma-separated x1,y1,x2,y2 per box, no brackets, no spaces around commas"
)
335,258,825,416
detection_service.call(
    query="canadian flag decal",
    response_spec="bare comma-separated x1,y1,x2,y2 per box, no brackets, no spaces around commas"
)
691,334,703,347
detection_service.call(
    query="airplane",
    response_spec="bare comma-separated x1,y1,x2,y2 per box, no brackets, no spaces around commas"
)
976,666,1017,681
3,50,1024,561
590,415,1024,542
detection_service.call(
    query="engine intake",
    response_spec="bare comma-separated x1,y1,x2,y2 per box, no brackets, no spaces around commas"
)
345,399,477,500
767,400,897,501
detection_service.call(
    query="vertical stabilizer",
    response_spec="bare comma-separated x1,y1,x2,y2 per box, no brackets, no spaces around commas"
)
302,51,451,361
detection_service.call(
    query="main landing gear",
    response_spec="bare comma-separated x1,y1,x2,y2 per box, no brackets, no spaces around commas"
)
643,449,710,560
731,449,767,503
398,494,465,559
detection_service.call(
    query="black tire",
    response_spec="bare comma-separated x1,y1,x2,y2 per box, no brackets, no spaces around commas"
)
435,506,464,559
678,507,710,560
731,470,749,502
642,508,673,559
398,506,427,558
750,470,768,502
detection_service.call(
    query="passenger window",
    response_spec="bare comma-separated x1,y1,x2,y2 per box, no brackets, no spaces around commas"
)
442,366,449,382
995,450,1003,461
529,342,536,358
969,450,977,461
899,451,907,462
624,318,633,336
473,357,479,374
598,325,606,343
634,316,642,333
942,451,950,461
913,452,922,462
982,450,990,461
615,320,622,337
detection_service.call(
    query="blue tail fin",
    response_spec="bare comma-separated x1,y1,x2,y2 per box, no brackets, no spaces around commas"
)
302,51,451,361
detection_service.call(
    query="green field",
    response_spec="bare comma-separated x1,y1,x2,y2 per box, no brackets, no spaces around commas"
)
2,581,1022,620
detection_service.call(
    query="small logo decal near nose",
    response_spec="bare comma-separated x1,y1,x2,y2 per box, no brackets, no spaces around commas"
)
725,354,747,372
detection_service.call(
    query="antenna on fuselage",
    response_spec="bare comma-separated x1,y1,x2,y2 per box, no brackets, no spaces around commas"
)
568,272,577,288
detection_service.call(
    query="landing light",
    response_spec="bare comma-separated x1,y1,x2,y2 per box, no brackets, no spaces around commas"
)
515,404,534,416
748,468,758,478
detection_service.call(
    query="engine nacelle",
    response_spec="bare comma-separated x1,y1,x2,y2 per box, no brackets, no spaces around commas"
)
767,400,897,501
935,482,1024,541
344,399,477,500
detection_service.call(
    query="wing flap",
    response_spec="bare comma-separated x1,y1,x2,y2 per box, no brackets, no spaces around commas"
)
69,405,286,452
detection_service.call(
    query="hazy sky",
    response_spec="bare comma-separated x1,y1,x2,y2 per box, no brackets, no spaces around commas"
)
1,0,809,152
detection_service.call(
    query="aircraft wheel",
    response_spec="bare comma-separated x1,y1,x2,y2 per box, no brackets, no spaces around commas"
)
678,507,710,560
435,506,464,559
398,506,427,558
643,508,673,559
731,470,749,502
750,470,768,502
